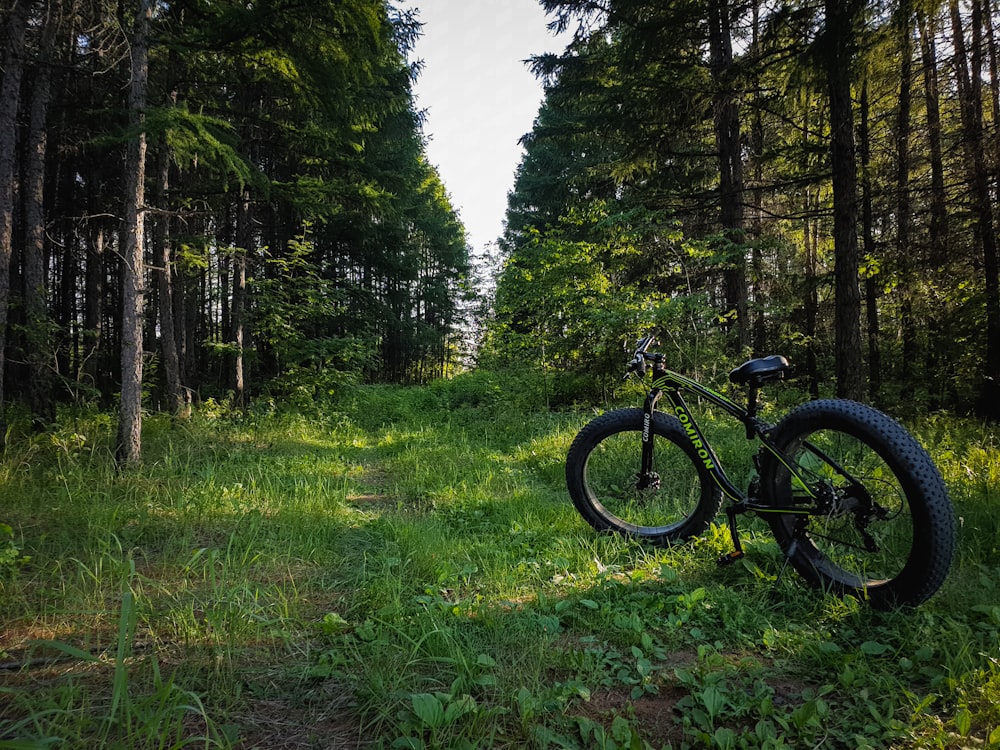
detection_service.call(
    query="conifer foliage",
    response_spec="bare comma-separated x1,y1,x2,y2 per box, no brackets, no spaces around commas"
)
0,0,470,459
491,0,1000,417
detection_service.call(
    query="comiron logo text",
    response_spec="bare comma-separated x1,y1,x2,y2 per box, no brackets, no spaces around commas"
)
674,407,716,470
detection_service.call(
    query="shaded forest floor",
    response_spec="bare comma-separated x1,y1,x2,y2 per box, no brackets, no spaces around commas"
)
2,374,1000,749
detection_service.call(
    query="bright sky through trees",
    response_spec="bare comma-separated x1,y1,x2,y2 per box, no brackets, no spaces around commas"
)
399,0,569,255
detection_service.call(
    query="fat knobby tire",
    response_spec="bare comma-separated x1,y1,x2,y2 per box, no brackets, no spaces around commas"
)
565,408,723,545
761,399,956,608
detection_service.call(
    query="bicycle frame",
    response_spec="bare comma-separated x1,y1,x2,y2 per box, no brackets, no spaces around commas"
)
639,357,819,532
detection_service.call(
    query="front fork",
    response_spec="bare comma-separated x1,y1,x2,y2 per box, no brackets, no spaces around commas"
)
641,386,748,563
638,389,660,486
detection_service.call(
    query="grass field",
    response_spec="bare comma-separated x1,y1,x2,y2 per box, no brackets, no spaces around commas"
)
1,372,999,749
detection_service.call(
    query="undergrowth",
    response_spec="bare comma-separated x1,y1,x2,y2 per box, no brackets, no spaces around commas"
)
0,373,998,749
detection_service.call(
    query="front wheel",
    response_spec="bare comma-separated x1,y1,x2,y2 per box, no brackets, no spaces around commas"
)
760,400,955,608
566,408,723,545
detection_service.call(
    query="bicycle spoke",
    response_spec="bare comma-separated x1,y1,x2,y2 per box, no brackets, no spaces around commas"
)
566,408,723,544
786,429,913,586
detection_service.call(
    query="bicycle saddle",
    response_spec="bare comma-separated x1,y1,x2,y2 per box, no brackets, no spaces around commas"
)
729,355,790,386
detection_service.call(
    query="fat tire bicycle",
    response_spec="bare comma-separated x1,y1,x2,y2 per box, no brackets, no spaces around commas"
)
565,335,957,608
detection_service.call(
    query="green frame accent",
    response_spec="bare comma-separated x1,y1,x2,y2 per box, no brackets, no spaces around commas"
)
643,361,818,512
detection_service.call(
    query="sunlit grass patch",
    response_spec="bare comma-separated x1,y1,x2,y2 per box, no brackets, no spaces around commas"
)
1,385,999,748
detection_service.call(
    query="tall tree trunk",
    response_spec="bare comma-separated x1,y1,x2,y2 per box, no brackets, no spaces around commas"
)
950,0,1000,418
0,0,30,439
804,189,820,401
802,95,820,400
859,80,881,403
84,219,105,394
55,140,76,384
984,0,1000,199
231,191,250,408
116,0,152,466
183,262,199,390
918,6,949,408
895,6,915,397
58,223,74,380
750,0,768,356
173,239,190,393
824,0,864,401
708,0,748,352
153,139,187,416
24,0,58,427
919,10,949,267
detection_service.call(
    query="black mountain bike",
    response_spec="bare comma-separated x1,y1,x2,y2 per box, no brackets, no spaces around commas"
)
565,335,956,608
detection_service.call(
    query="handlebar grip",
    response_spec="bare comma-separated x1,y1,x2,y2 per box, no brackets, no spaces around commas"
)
635,335,655,354
624,333,656,379
624,352,647,379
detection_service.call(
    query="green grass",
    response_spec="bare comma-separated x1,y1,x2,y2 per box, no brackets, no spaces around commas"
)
1,377,999,749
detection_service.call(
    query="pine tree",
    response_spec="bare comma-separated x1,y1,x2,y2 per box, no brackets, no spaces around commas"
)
0,0,31,439
116,0,152,467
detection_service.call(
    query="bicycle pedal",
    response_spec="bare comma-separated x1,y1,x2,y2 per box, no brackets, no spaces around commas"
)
717,551,745,567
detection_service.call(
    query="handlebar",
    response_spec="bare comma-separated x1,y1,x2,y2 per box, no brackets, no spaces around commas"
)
624,334,657,380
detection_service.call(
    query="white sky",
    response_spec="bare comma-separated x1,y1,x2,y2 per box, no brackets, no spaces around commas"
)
398,1,570,256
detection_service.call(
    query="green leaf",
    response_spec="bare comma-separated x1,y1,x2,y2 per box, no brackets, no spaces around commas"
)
611,715,637,745
714,727,737,750
390,737,424,750
27,639,99,663
410,693,445,729
320,612,351,635
791,700,818,729
443,694,476,724
955,707,973,736
660,564,678,582
762,628,780,649
860,641,889,656
700,686,727,719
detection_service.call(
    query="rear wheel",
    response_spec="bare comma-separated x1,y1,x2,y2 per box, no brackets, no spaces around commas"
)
760,400,955,608
566,408,723,545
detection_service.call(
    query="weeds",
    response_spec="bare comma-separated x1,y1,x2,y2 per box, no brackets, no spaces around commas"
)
1,377,999,748
0,524,28,579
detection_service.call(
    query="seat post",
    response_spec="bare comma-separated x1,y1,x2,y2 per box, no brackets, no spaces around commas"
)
745,385,759,439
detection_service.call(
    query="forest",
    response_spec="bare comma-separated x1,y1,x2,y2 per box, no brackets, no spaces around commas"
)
0,0,472,463
4,0,1000,463
489,0,1000,422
